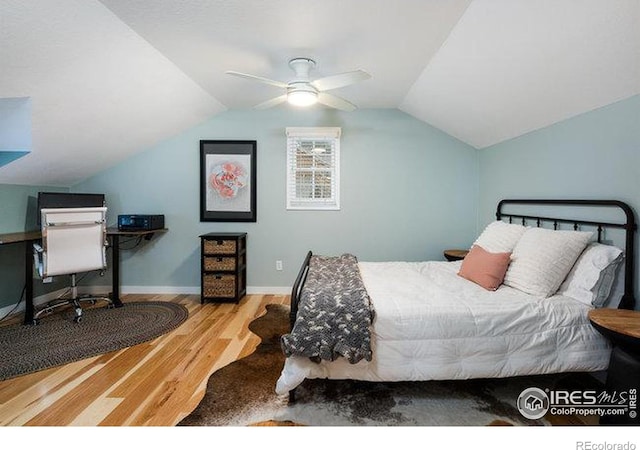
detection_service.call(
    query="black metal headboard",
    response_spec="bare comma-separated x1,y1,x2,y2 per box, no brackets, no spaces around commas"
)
496,199,637,310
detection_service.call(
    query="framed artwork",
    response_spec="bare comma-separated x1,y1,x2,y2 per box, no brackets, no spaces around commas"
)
200,140,257,222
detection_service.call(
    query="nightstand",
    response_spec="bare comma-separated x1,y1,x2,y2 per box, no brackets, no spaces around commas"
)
443,249,469,262
588,308,640,425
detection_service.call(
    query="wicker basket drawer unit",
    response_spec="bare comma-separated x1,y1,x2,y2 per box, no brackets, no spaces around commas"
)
199,232,247,304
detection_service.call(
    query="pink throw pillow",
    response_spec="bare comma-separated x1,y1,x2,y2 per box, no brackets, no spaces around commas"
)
458,245,512,291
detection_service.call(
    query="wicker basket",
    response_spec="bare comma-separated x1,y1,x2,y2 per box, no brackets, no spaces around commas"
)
203,274,236,298
204,256,236,271
203,239,236,255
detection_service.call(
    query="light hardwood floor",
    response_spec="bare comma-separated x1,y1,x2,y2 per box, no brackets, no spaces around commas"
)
0,293,601,428
0,293,288,426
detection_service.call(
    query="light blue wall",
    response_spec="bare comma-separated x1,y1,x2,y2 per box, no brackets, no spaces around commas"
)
74,108,479,291
478,95,640,305
0,184,68,310
3,97,637,307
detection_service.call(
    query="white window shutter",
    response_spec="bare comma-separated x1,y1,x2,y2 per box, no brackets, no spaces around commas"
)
286,127,341,210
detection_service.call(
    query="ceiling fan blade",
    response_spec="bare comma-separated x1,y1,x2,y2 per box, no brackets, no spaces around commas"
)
225,71,289,89
317,92,357,112
311,70,371,91
254,94,288,110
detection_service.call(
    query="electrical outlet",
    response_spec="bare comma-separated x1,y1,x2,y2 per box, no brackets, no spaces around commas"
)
276,260,283,271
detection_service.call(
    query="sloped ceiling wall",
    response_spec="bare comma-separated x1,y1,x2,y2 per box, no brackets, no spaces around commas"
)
0,0,225,186
1,0,638,186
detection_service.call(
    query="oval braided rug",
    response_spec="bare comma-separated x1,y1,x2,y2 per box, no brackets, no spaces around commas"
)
0,301,188,381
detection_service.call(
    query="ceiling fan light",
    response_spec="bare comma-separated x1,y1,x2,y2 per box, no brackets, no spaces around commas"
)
287,90,318,107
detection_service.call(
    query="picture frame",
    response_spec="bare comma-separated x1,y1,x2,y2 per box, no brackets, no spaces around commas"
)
200,140,257,222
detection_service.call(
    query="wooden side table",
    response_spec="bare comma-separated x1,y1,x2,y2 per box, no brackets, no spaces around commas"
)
443,249,468,262
588,308,640,425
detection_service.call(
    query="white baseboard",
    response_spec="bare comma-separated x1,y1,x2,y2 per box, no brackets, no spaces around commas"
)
0,285,291,320
76,285,291,296
110,286,200,295
0,287,70,321
247,286,291,295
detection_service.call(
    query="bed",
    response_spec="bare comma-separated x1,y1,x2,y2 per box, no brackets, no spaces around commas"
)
275,199,637,398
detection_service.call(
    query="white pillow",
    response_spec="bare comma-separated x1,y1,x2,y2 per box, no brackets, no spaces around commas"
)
556,243,624,306
601,262,625,308
503,227,593,297
473,221,528,253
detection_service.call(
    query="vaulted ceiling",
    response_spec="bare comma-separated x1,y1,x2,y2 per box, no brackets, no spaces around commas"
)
1,0,638,186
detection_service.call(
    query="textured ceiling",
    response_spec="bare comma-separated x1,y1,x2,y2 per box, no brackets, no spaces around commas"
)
1,0,638,186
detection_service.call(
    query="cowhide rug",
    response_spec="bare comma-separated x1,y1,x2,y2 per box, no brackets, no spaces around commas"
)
178,304,601,427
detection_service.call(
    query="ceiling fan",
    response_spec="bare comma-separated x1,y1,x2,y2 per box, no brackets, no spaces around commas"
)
226,58,371,112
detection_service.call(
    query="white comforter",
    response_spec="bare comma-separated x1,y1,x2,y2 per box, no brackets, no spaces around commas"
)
275,260,611,395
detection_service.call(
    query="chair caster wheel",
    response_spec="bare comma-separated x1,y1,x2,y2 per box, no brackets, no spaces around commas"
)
31,319,40,326
74,316,82,323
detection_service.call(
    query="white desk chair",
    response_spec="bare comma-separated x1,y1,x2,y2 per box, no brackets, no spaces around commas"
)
32,207,112,324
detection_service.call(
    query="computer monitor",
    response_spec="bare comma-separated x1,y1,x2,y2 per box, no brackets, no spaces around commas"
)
37,192,105,225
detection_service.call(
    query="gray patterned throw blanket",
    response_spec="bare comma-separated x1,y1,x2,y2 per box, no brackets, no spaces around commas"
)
281,254,375,364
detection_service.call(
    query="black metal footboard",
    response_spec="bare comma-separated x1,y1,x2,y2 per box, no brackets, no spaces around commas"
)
287,250,312,403
289,250,312,331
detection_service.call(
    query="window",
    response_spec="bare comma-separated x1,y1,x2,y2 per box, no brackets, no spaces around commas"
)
286,127,340,210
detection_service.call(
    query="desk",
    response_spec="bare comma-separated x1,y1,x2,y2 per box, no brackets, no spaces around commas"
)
0,228,167,325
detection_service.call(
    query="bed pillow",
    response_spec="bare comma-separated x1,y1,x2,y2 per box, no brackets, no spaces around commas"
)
502,227,593,297
556,243,624,307
600,262,625,308
592,253,625,308
458,245,512,291
473,221,528,253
